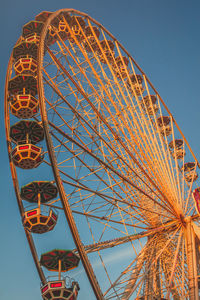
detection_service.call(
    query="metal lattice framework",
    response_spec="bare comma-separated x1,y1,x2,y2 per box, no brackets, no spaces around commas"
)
4,9,200,299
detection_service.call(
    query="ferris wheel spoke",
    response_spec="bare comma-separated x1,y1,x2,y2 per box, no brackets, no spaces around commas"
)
43,199,145,233
152,105,180,196
170,119,183,205
48,126,177,230
60,166,172,227
44,135,179,231
87,227,182,298
137,228,183,299
43,158,151,228
104,245,147,299
72,210,139,230
165,229,183,298
105,234,164,299
43,67,176,220
62,178,172,222
55,34,183,210
184,161,198,215
45,46,179,212
48,119,176,222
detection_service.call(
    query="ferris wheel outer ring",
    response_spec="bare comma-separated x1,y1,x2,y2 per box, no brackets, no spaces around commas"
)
37,9,104,300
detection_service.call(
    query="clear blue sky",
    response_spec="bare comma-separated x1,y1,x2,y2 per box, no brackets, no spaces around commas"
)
1,0,200,299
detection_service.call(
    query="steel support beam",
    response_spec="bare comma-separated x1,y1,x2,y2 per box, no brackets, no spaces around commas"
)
185,217,199,300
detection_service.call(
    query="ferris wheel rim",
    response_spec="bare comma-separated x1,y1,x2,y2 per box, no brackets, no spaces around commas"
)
37,9,106,299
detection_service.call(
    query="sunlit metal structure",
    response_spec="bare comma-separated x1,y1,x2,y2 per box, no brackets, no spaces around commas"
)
4,8,200,299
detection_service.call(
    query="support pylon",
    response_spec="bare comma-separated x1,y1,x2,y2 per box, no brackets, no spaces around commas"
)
185,217,199,300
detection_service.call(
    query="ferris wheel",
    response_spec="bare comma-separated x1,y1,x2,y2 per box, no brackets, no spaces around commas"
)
4,8,200,300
